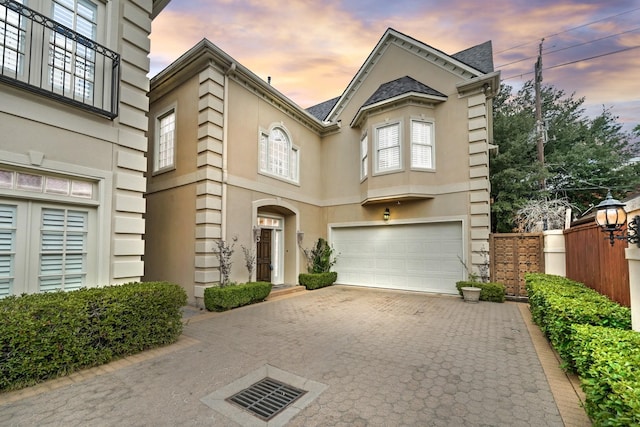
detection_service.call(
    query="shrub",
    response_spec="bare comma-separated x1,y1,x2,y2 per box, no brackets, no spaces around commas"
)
302,238,338,273
204,282,272,311
525,273,631,370
299,272,338,290
0,282,186,392
570,325,640,425
455,281,506,302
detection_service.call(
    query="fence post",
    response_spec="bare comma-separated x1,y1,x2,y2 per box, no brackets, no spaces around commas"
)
626,247,640,332
543,230,566,277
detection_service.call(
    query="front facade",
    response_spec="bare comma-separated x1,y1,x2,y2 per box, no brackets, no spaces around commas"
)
145,29,500,304
0,0,170,297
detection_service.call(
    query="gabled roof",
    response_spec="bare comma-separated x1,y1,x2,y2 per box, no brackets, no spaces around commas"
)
325,28,497,122
362,76,446,107
306,97,340,121
452,41,494,74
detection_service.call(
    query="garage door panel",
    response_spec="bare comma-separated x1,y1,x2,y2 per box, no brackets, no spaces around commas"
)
332,222,463,294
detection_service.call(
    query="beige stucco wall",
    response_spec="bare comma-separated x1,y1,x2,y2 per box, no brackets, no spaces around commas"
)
0,0,156,294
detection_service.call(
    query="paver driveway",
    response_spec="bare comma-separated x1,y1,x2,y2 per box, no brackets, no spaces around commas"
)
1,285,565,426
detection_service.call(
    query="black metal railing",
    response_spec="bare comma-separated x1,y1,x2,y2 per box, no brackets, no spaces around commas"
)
0,0,120,119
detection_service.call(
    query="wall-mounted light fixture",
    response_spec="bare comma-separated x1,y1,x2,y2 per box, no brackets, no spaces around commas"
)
594,191,639,247
297,230,304,245
383,208,390,221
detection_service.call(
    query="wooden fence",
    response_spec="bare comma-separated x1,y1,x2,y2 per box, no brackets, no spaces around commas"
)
490,233,544,299
564,221,630,307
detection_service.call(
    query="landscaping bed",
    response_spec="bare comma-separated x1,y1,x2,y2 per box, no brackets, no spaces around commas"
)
525,273,637,425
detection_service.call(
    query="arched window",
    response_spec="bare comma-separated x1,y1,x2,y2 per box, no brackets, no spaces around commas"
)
259,126,299,183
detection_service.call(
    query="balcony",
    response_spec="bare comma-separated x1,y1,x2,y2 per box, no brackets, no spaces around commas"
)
0,0,120,119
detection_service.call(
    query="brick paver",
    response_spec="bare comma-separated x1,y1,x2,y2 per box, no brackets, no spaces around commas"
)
0,286,579,426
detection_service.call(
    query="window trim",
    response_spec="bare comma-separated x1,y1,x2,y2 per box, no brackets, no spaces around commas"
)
258,124,300,185
410,119,436,171
373,120,403,175
360,132,368,181
153,104,177,174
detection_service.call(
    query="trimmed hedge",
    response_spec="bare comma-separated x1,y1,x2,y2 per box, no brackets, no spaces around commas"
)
298,272,337,290
525,273,631,370
570,325,640,425
455,281,506,302
204,282,272,311
0,282,186,392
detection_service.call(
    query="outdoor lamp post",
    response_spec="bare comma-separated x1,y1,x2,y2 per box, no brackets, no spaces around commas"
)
594,191,640,247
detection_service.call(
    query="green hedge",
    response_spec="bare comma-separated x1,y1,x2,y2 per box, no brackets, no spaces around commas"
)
455,281,506,302
525,273,631,370
570,325,640,426
204,282,272,311
298,272,337,290
0,282,186,392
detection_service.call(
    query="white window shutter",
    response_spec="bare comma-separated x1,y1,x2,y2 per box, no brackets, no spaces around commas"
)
411,121,433,169
377,123,400,171
0,204,16,298
39,208,87,292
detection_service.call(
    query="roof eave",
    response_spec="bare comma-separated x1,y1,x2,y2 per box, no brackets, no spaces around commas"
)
456,71,501,98
351,92,447,128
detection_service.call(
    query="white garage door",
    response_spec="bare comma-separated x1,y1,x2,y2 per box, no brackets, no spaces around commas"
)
331,222,463,294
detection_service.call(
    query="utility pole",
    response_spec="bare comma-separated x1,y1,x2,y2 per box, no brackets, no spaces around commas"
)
535,39,546,190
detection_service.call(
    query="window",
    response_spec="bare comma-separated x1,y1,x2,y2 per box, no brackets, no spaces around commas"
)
49,0,98,101
0,201,95,298
375,122,401,173
39,208,87,292
360,134,368,180
411,120,434,169
259,126,299,183
0,204,16,298
0,0,25,74
154,108,176,172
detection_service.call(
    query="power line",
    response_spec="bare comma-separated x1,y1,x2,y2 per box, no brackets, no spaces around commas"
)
501,44,640,81
495,6,640,54
496,26,640,69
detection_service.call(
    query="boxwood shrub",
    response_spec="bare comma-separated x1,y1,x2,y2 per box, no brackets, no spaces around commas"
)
570,324,640,426
204,282,272,312
525,273,631,370
0,282,187,392
298,272,337,290
455,281,506,303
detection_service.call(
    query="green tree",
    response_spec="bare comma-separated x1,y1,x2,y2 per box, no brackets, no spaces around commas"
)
490,81,640,233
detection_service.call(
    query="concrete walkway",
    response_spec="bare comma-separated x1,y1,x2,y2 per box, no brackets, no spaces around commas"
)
0,286,590,426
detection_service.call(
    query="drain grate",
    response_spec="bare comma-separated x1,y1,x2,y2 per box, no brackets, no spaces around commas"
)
226,377,307,421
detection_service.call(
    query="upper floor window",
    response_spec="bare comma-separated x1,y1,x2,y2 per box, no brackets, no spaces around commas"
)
411,120,435,170
259,126,299,183
375,122,401,173
0,0,119,118
360,133,368,180
50,0,98,102
154,107,176,172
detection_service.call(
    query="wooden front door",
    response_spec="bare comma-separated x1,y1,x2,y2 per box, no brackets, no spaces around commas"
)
256,228,272,282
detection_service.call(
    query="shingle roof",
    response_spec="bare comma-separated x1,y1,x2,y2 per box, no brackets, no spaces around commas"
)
452,40,494,73
306,96,340,121
362,76,446,107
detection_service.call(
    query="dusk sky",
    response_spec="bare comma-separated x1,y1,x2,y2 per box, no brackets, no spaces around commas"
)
149,1,640,133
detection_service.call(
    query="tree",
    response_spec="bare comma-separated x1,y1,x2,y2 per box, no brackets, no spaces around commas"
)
490,81,640,232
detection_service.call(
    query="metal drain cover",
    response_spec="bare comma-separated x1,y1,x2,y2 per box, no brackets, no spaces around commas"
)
226,377,307,421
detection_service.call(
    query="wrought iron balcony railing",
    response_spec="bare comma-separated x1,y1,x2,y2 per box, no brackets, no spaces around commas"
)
0,0,120,119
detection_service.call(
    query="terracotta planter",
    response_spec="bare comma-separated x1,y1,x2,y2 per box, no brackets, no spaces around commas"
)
461,286,481,303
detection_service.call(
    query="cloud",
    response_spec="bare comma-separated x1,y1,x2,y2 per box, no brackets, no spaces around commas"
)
150,0,640,128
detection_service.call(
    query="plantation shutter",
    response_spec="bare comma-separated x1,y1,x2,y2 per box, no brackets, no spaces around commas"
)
377,123,400,171
39,208,87,292
411,121,433,169
0,204,16,298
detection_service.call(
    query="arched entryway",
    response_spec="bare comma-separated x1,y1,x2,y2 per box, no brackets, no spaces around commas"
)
253,199,300,286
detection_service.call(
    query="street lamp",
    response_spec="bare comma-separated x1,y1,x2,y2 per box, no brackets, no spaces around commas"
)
594,191,640,247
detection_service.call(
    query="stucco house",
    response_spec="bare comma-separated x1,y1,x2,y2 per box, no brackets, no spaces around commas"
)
145,28,500,305
0,0,170,298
